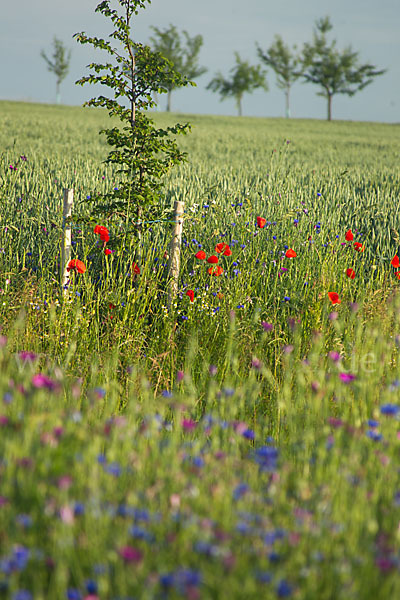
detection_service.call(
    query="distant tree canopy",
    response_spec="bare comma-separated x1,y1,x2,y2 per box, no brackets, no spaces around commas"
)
41,37,71,104
256,36,303,118
149,24,207,111
301,16,386,121
207,52,268,116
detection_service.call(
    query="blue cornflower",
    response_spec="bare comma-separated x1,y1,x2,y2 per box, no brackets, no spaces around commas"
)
283,296,290,302
104,462,122,476
175,568,202,589
233,483,249,500
161,390,173,398
223,388,235,396
242,429,255,440
13,547,29,570
67,590,82,600
255,571,272,584
268,551,281,563
129,525,155,543
192,456,205,468
74,502,85,516
133,508,150,522
380,403,399,416
254,445,279,471
3,392,12,404
389,379,400,390
366,430,382,441
16,514,32,528
194,541,214,556
12,591,32,600
367,419,379,428
86,580,98,594
264,529,285,544
277,580,293,597
236,521,251,534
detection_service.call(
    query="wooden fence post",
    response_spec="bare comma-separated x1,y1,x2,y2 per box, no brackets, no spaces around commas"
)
61,188,74,293
167,200,185,309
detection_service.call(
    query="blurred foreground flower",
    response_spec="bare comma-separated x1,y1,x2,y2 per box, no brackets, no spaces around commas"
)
32,373,59,391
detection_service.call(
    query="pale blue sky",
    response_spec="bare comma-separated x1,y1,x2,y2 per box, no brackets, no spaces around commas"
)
1,0,399,122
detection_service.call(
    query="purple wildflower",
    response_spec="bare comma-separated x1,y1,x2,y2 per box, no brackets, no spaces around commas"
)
339,373,356,383
32,373,58,391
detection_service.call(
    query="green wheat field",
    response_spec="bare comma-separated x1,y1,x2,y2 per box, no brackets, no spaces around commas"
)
1,100,400,599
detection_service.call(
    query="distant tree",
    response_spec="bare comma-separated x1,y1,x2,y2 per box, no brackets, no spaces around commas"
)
207,53,267,116
149,24,207,111
41,37,71,104
301,16,386,121
256,36,303,118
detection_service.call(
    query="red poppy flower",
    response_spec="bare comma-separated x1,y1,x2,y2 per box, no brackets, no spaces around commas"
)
345,230,354,241
132,262,141,275
207,255,219,264
285,248,297,258
395,272,400,280
186,290,194,302
94,225,110,241
104,248,113,255
215,243,229,254
391,255,400,268
354,242,365,252
328,292,341,305
67,259,86,274
109,302,116,309
223,247,232,256
195,250,206,260
257,216,267,228
346,268,356,279
208,266,223,276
